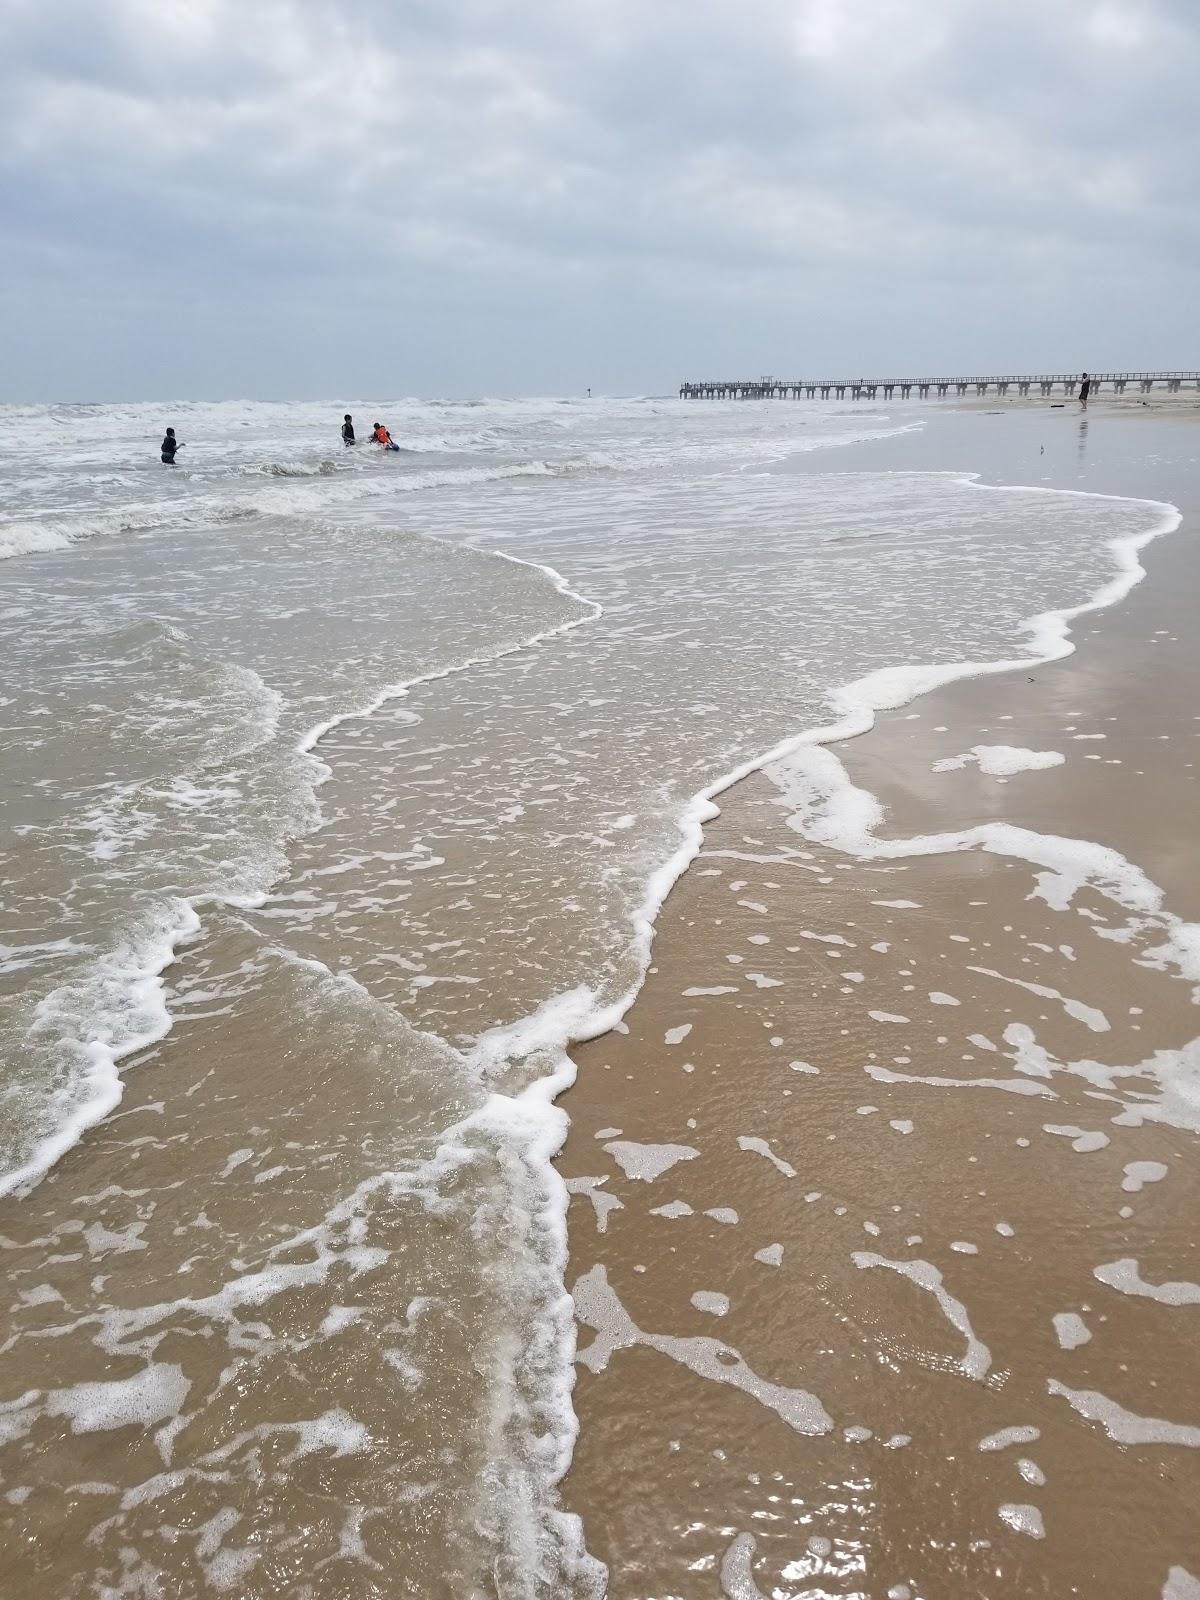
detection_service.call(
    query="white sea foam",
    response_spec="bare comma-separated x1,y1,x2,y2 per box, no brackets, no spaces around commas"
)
853,1253,991,1380
603,1140,699,1182
933,744,1065,778
720,1532,768,1599
565,1176,624,1234
1093,1259,1200,1305
691,1290,730,1316
2,538,598,1203
1052,1312,1092,1350
770,738,1200,1002
736,1135,797,1178
321,456,1180,1582
969,966,1110,1032
1122,1159,1169,1193
0,900,201,1200
200,1409,369,1464
979,1425,1040,1452
1048,1380,1200,1446
3,402,1185,1591
867,1063,1054,1099
1044,1124,1110,1153
767,738,1200,1136
574,1265,833,1435
998,1503,1045,1539
45,1364,191,1434
0,521,80,559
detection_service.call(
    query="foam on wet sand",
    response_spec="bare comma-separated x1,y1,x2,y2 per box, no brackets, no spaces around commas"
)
558,405,1200,1600
5,401,1200,1596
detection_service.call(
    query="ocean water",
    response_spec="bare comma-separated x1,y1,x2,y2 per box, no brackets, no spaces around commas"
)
0,397,1177,1595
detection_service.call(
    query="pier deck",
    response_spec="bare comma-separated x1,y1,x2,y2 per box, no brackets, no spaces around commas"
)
680,371,1200,400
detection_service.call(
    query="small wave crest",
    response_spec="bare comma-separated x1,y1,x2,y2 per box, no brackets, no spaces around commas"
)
0,523,79,560
241,459,344,479
0,898,202,1200
0,501,262,562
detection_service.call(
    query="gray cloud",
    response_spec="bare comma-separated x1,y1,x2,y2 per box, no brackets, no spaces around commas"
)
1,0,1195,397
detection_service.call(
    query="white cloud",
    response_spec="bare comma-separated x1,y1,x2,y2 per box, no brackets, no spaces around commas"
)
0,0,1196,395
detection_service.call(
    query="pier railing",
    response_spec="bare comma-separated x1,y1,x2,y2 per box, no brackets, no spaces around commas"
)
679,371,1200,400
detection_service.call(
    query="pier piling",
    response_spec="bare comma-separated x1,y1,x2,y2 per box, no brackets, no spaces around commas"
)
679,371,1199,401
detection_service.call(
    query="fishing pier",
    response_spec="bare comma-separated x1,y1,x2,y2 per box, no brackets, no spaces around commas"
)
679,371,1200,400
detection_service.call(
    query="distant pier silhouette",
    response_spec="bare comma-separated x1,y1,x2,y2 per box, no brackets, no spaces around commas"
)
679,371,1200,400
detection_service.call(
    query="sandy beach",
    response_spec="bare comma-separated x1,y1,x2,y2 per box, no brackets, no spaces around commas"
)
2,398,1197,1599
958,389,1200,421
559,406,1200,1597
6,0,1197,1590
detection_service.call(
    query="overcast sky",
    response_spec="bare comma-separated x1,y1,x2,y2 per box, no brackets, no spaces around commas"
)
2,0,1196,399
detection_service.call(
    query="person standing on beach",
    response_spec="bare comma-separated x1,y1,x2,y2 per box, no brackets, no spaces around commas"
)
160,427,181,465
1078,372,1091,405
342,413,356,445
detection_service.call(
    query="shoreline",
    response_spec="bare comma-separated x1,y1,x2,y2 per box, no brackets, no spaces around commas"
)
0,544,599,1202
951,389,1200,416
558,406,1200,1595
2,400,1198,1596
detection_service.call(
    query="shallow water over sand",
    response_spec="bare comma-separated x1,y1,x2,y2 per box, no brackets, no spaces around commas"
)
559,411,1200,1599
0,399,1191,1594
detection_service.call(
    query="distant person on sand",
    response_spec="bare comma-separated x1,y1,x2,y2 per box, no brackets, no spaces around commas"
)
160,427,182,465
371,421,396,447
342,413,356,445
1078,372,1091,406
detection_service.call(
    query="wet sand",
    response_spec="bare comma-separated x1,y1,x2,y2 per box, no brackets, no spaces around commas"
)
2,403,1197,1598
560,411,1200,1597
0,914,511,1596
957,388,1200,421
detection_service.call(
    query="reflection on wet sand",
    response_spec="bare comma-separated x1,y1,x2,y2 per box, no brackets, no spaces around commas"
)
560,415,1200,1598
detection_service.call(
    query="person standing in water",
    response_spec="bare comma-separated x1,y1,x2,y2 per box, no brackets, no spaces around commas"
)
341,413,356,445
1078,371,1091,405
160,427,182,465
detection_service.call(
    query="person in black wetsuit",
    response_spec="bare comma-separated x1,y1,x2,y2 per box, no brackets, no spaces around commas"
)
342,413,356,445
160,427,181,465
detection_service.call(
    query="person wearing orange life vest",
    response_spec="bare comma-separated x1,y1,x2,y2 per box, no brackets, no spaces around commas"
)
371,422,394,447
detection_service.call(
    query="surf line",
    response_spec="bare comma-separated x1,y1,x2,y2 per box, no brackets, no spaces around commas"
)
465,474,1182,1199
433,477,1182,1586
0,545,604,1202
481,477,1184,1092
2,477,1183,1582
289,540,602,797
